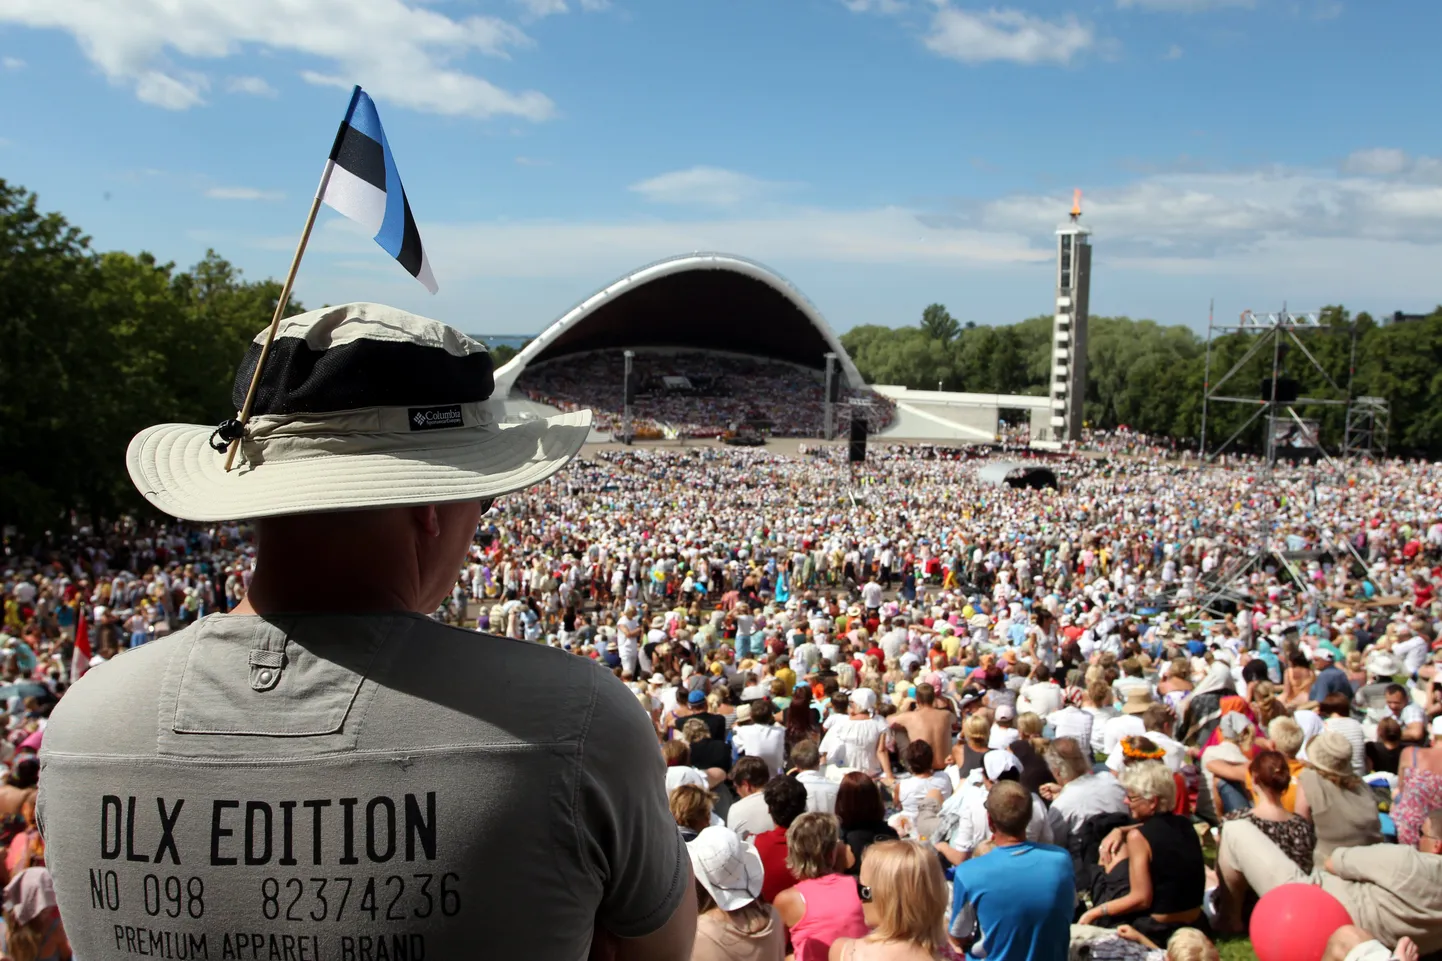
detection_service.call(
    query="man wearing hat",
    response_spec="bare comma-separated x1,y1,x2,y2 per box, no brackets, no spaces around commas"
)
37,305,695,958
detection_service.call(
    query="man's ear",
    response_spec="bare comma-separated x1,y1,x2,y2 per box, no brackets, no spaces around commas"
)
412,505,441,538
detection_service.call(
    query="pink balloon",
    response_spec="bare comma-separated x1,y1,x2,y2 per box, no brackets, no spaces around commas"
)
1250,884,1353,961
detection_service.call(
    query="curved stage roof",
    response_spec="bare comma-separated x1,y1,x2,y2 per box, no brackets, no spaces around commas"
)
493,253,865,395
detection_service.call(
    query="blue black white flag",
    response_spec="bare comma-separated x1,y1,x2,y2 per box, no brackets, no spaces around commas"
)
320,86,438,293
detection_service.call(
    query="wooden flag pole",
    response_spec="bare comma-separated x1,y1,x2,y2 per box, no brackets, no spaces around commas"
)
224,86,360,472
223,193,325,471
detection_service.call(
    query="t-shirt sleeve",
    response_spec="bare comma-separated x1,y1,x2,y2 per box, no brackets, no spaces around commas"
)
577,668,690,938
1327,845,1406,886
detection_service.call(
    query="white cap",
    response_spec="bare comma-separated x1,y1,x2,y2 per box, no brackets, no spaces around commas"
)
983,750,1021,782
850,688,878,714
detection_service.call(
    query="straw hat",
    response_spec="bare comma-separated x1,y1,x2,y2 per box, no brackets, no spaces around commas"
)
1307,730,1354,779
1121,688,1154,715
126,303,591,521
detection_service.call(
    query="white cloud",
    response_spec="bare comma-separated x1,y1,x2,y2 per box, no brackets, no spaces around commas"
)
2,56,24,70
838,0,906,13
1341,148,1409,177
226,75,277,97
1164,43,1184,59
206,186,285,201
514,0,568,16
924,5,1094,65
629,167,794,208
0,0,554,120
1117,0,1255,10
514,155,553,167
578,0,611,9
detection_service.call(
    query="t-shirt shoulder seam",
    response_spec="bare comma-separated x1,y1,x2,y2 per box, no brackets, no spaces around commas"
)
573,664,603,888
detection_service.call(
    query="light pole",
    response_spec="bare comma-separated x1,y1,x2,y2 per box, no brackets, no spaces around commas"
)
823,352,838,441
622,350,635,445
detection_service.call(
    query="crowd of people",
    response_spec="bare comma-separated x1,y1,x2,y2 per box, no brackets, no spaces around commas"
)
513,350,895,438
6,440,1442,960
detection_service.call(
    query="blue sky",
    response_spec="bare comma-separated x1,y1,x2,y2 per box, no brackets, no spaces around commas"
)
2,0,1440,338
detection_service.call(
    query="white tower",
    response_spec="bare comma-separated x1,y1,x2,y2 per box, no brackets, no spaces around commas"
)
1051,190,1091,442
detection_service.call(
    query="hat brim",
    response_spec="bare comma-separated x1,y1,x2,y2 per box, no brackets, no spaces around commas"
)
127,410,592,522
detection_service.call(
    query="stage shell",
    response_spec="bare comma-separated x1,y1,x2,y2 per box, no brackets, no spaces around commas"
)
492,253,866,395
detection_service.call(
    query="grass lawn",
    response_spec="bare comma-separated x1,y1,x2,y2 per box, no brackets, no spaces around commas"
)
1217,935,1259,961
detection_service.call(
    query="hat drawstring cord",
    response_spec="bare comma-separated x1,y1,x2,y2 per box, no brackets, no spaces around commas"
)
209,419,246,454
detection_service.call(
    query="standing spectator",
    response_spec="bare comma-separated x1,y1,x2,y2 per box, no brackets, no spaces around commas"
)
688,826,786,961
949,781,1074,961
1310,649,1354,703
735,697,787,775
836,772,900,876
1296,731,1384,868
774,813,868,961
830,839,953,960
671,783,719,843
728,756,776,841
952,713,991,780
756,776,809,903
897,740,953,818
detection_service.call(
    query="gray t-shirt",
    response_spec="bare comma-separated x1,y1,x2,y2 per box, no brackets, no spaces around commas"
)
38,612,687,959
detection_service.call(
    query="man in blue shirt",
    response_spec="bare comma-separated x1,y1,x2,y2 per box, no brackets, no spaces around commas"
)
949,780,1074,961
1309,648,1353,703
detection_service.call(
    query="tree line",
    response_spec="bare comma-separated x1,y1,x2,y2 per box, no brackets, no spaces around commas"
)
3,179,1440,535
842,302,1442,457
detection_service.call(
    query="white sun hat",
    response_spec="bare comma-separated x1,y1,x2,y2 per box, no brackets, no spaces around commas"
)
126,302,592,521
688,826,764,912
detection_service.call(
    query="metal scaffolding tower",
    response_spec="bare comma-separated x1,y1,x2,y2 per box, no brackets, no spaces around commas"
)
1343,396,1390,458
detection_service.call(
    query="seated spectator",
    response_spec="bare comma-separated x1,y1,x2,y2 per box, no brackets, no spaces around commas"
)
1109,926,1220,961
951,712,990,778
1082,761,1205,944
671,783,717,843
727,756,775,841
790,740,838,814
1042,737,1128,853
664,738,711,793
1296,730,1383,868
1367,718,1404,776
1217,807,1442,952
687,825,786,961
773,813,868,961
836,771,899,876
1265,716,1308,810
1225,750,1315,873
1201,714,1255,821
0,868,69,961
756,775,808,903
682,716,731,786
1319,692,1367,776
935,750,1053,866
830,839,951,961
950,781,1074,961
1394,718,1442,846
897,740,952,818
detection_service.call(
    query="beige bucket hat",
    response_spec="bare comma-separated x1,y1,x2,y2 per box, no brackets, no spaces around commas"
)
126,302,591,521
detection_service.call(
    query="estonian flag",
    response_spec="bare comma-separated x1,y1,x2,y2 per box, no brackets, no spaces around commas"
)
320,86,438,294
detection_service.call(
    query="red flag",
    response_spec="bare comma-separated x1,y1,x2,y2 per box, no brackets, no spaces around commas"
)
71,605,92,681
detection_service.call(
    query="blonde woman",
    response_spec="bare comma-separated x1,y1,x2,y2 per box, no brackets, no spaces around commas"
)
829,839,958,960
950,712,990,779
670,783,717,844
774,813,868,961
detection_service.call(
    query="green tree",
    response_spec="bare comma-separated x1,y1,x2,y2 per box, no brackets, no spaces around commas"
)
919,303,960,345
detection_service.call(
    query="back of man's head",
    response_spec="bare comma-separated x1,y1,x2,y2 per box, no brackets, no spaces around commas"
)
789,739,821,772
986,780,1032,839
914,682,936,707
1043,737,1090,784
763,775,809,828
1141,704,1172,735
731,755,771,792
